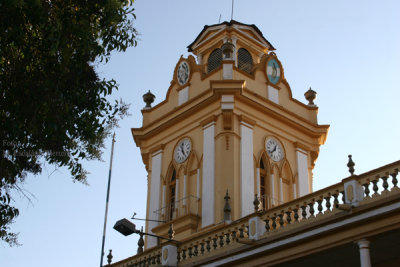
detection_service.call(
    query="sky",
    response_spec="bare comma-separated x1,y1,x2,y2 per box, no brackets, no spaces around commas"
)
1,1,400,266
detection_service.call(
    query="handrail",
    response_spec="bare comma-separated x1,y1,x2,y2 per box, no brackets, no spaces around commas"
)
108,160,400,266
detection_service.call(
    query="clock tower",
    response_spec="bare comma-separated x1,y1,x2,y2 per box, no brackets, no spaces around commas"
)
131,20,329,249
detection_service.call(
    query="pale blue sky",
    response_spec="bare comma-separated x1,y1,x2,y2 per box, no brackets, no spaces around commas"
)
1,1,400,266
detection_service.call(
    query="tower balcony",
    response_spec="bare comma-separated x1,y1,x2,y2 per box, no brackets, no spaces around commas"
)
152,195,200,240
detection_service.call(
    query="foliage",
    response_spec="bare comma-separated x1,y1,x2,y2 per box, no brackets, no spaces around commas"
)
0,0,137,245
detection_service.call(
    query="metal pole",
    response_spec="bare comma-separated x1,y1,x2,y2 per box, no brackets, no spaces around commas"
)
100,133,116,267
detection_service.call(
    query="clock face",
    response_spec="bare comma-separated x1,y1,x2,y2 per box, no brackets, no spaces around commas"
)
266,58,281,85
174,138,191,163
177,61,190,86
266,138,284,162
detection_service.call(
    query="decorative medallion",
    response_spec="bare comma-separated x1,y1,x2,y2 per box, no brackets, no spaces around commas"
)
177,61,190,86
266,137,284,162
163,248,168,260
266,58,281,85
174,138,191,163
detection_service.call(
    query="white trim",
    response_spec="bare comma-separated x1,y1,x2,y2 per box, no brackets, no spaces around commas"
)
197,169,200,199
202,201,400,266
256,168,261,197
151,149,163,157
202,123,215,227
202,121,216,130
240,120,254,129
147,151,162,248
270,174,275,205
296,150,310,197
240,123,254,217
183,175,187,205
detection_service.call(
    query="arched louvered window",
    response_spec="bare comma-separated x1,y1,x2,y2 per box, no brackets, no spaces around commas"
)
238,48,253,73
207,48,222,73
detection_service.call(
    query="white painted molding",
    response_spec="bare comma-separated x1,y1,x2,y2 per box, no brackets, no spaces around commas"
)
268,86,279,104
240,123,254,217
223,63,233,79
202,123,215,227
296,150,310,197
147,151,162,248
178,86,189,106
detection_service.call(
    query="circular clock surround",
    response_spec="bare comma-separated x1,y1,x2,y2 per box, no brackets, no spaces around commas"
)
177,61,190,86
265,58,281,85
174,138,192,163
266,137,284,162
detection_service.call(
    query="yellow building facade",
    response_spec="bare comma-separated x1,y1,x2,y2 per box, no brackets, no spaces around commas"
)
109,21,400,267
131,21,328,247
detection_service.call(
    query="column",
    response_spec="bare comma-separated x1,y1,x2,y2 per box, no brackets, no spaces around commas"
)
202,121,215,227
161,184,166,219
296,147,310,197
270,174,275,206
196,169,200,199
279,178,283,204
183,174,187,206
357,239,371,267
256,168,261,197
147,149,162,248
240,120,254,217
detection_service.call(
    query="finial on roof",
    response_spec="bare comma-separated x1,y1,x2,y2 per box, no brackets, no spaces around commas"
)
347,155,355,176
107,249,113,265
142,90,155,109
304,87,317,106
253,194,260,212
224,190,232,223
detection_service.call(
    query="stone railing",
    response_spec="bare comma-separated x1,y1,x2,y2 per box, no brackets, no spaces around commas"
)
176,218,249,264
108,160,399,267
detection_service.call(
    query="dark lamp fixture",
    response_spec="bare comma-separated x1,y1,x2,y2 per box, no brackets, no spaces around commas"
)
113,218,136,236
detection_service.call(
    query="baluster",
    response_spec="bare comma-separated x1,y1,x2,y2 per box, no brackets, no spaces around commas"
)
363,183,370,198
231,230,237,240
308,201,315,218
200,242,205,254
219,235,224,247
333,193,339,207
177,250,181,262
341,191,345,203
301,205,307,219
286,211,292,224
372,177,379,195
206,240,211,252
271,215,277,230
325,196,331,211
188,246,193,258
317,198,323,214
226,232,231,245
182,249,187,260
239,227,244,238
293,208,299,222
264,218,270,232
278,213,284,227
152,255,156,264
194,244,198,256
157,253,161,264
213,237,218,250
147,256,151,265
382,175,389,191
391,170,398,188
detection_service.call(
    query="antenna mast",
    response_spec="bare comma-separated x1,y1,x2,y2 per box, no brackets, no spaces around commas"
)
231,0,234,20
100,133,116,267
